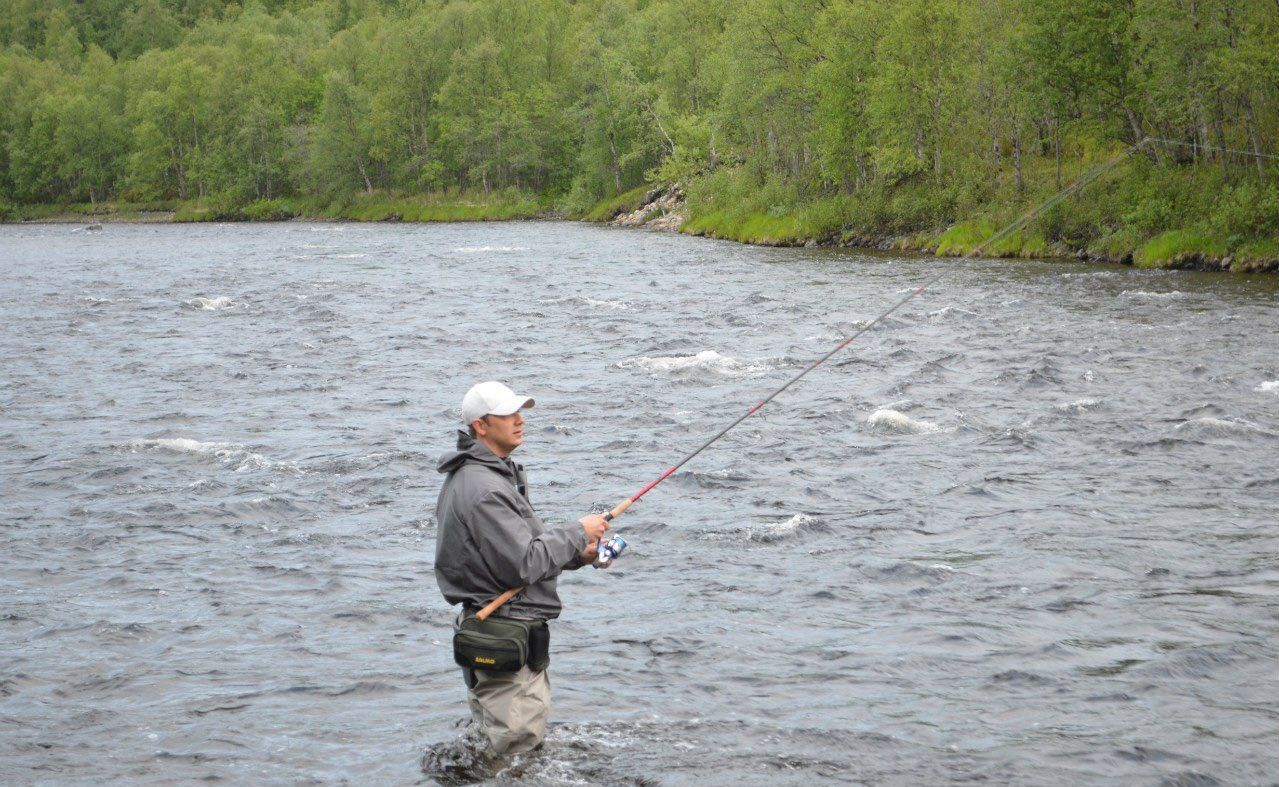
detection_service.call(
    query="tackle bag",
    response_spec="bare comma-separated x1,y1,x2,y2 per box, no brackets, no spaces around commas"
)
453,614,550,673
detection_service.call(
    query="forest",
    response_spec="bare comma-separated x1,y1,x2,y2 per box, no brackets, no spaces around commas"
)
1,0,1277,269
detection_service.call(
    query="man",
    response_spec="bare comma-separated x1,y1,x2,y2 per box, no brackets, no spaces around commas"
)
434,380,609,756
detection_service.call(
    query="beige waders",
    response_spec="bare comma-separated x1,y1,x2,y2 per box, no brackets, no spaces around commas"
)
465,664,551,756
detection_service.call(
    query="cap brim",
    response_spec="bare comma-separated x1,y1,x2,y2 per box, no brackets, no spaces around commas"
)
489,396,535,416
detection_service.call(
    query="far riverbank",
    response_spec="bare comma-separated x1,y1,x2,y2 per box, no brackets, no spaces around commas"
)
5,184,1277,274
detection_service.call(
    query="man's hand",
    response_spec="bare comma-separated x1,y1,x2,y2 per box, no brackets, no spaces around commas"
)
578,540,607,568
578,514,609,543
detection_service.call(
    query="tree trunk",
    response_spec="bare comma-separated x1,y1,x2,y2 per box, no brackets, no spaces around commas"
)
1054,125,1062,190
1125,107,1157,163
356,155,373,194
608,130,622,196
1212,89,1230,183
1241,94,1265,178
1012,122,1024,194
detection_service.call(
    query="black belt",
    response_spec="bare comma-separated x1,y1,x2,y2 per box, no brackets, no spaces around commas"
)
462,605,548,627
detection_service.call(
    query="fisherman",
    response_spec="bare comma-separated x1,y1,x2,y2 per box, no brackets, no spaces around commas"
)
434,380,610,756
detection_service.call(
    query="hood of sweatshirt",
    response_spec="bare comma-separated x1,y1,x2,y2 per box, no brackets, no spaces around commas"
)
437,430,517,480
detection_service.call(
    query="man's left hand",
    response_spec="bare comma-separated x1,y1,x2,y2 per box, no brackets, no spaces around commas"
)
579,540,609,568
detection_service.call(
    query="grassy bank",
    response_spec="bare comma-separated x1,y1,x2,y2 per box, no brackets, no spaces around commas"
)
7,160,1278,275
1,190,549,225
671,153,1279,273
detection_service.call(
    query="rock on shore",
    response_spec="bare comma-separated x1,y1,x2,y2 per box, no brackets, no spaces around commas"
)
611,186,686,231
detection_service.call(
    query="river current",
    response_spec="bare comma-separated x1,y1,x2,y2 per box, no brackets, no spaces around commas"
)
1,221,1277,785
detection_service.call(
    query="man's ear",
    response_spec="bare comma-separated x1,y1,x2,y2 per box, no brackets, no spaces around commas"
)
471,417,487,437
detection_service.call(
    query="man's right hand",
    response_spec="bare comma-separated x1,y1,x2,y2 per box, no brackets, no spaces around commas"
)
578,514,609,542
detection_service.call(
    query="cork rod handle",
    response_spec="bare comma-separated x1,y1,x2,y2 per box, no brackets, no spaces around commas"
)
475,587,522,621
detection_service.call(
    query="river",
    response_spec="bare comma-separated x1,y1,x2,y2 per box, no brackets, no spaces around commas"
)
1,221,1277,785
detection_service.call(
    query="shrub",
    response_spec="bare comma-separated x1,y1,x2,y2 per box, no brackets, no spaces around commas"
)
1209,180,1279,239
241,199,297,221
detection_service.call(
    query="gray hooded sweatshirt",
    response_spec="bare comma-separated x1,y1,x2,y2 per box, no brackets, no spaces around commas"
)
434,431,587,620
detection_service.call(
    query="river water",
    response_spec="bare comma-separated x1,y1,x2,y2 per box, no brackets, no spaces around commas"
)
1,221,1277,785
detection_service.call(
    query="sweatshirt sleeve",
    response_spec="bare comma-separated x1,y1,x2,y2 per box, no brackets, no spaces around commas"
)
470,490,587,587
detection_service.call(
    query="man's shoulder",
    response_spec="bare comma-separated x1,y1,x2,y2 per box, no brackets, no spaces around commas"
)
443,461,514,503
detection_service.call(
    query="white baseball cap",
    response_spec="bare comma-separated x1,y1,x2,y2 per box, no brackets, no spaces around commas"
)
461,381,535,424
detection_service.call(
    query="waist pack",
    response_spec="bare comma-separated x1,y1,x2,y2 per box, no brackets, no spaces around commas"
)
453,614,550,673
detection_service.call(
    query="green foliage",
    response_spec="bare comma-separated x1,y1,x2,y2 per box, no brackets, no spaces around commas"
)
0,0,1275,273
576,185,654,222
1209,180,1279,240
241,199,297,221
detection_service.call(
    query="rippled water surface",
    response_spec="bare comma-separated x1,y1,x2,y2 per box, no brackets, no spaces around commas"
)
2,222,1278,785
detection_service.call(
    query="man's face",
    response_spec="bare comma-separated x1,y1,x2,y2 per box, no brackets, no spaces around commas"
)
474,411,524,457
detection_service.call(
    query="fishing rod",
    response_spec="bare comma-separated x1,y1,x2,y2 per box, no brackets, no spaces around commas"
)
474,138,1150,621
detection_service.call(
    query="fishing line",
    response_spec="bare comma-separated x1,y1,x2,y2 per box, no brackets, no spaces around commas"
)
1145,137,1279,162
475,137,1150,620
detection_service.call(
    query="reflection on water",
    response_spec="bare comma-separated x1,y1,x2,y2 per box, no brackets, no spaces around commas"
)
1,222,1277,785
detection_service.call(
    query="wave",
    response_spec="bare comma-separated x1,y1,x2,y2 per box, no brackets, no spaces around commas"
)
1054,398,1103,414
1060,271,1118,279
452,245,528,253
133,437,232,454
129,438,295,473
927,306,981,321
184,296,233,310
1173,418,1270,438
618,350,765,377
669,467,752,490
872,561,960,583
866,409,939,434
293,252,366,260
539,295,635,312
1255,381,1278,393
703,513,822,543
1120,290,1187,300
876,399,917,412
748,513,818,542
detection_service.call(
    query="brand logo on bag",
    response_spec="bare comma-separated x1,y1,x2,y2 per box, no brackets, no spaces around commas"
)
475,656,496,665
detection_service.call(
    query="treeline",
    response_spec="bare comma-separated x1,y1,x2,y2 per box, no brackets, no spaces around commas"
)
1,0,1277,262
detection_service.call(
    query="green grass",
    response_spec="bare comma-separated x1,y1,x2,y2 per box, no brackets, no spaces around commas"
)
933,219,1050,258
673,152,1278,271
1230,238,1279,273
172,203,213,222
934,219,997,256
1135,229,1229,269
682,210,809,245
1,199,181,221
38,191,548,223
322,191,545,222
